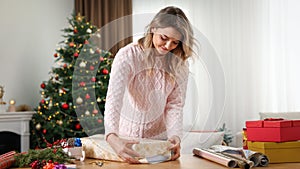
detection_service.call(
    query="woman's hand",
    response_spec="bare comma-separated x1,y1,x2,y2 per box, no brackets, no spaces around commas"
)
168,135,181,160
106,133,141,164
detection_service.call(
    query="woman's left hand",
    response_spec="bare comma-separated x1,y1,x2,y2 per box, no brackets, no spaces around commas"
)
168,135,181,160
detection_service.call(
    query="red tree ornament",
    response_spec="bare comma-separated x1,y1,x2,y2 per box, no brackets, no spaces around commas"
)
40,83,46,89
90,65,95,70
61,103,69,110
73,29,78,34
84,40,89,44
40,99,45,104
54,53,58,58
43,129,47,134
74,52,79,58
99,56,104,61
92,109,98,114
75,123,81,130
97,119,102,123
102,68,109,75
91,77,96,82
79,82,86,87
96,49,101,54
85,94,90,100
69,42,75,47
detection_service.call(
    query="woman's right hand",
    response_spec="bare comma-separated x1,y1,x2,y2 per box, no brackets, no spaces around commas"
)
106,133,141,164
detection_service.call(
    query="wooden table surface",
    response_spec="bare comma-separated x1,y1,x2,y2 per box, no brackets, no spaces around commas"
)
74,154,300,169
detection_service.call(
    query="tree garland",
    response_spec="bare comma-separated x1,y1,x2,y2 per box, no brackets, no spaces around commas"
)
13,139,73,168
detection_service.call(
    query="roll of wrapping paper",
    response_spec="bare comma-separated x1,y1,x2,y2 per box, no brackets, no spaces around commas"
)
210,145,269,167
0,151,16,169
243,149,269,167
221,152,254,169
193,148,238,168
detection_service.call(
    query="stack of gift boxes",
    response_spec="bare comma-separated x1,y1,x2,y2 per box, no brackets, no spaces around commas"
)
245,118,300,163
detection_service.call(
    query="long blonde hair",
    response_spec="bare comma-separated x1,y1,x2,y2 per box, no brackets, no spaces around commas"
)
138,6,195,75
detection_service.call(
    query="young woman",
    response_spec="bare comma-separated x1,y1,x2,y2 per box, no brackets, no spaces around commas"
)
104,6,195,163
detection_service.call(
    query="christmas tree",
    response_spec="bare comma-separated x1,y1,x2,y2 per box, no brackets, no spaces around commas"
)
31,13,113,148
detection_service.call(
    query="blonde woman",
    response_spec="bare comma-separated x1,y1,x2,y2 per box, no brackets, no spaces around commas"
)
104,6,195,163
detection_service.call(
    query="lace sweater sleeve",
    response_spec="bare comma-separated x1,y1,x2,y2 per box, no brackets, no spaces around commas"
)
164,65,189,139
104,47,132,138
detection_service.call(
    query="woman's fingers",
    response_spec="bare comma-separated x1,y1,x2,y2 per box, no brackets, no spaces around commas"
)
168,136,181,160
120,151,141,164
117,139,141,163
124,139,141,157
126,147,141,158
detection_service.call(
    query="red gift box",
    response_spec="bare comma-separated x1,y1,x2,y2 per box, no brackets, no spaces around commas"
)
246,119,300,142
0,151,16,169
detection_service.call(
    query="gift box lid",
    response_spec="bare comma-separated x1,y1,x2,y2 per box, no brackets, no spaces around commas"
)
246,118,295,128
263,119,292,128
248,141,300,149
292,120,300,127
246,120,263,128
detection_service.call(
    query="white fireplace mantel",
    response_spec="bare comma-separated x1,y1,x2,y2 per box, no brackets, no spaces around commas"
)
0,111,35,152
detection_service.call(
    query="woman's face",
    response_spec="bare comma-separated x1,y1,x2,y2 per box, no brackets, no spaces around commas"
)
152,27,182,55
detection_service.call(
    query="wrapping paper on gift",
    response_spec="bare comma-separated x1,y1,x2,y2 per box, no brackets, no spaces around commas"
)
246,119,300,142
0,151,16,169
68,147,83,160
248,141,300,163
81,134,172,163
132,140,172,163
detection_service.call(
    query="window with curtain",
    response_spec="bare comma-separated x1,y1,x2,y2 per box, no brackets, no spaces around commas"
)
75,0,132,56
132,0,300,139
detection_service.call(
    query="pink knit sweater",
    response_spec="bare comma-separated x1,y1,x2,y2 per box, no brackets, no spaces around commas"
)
104,43,189,140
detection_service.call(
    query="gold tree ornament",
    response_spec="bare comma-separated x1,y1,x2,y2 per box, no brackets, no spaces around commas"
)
76,13,83,22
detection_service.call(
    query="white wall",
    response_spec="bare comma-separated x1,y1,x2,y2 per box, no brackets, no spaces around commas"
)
0,0,74,108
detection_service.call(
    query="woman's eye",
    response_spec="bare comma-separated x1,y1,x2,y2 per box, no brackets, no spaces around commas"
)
160,35,167,41
173,41,179,45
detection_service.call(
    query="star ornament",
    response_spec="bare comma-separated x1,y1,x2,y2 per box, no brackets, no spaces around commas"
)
76,13,83,22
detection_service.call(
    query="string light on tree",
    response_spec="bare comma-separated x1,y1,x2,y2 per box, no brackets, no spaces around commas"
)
57,120,63,126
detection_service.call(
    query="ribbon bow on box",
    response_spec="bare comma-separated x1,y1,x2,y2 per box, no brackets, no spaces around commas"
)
74,138,82,147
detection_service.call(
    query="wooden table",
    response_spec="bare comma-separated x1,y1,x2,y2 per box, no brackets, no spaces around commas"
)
75,154,300,169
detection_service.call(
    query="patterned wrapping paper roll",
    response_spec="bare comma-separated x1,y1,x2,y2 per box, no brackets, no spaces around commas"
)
210,145,269,167
0,151,16,169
